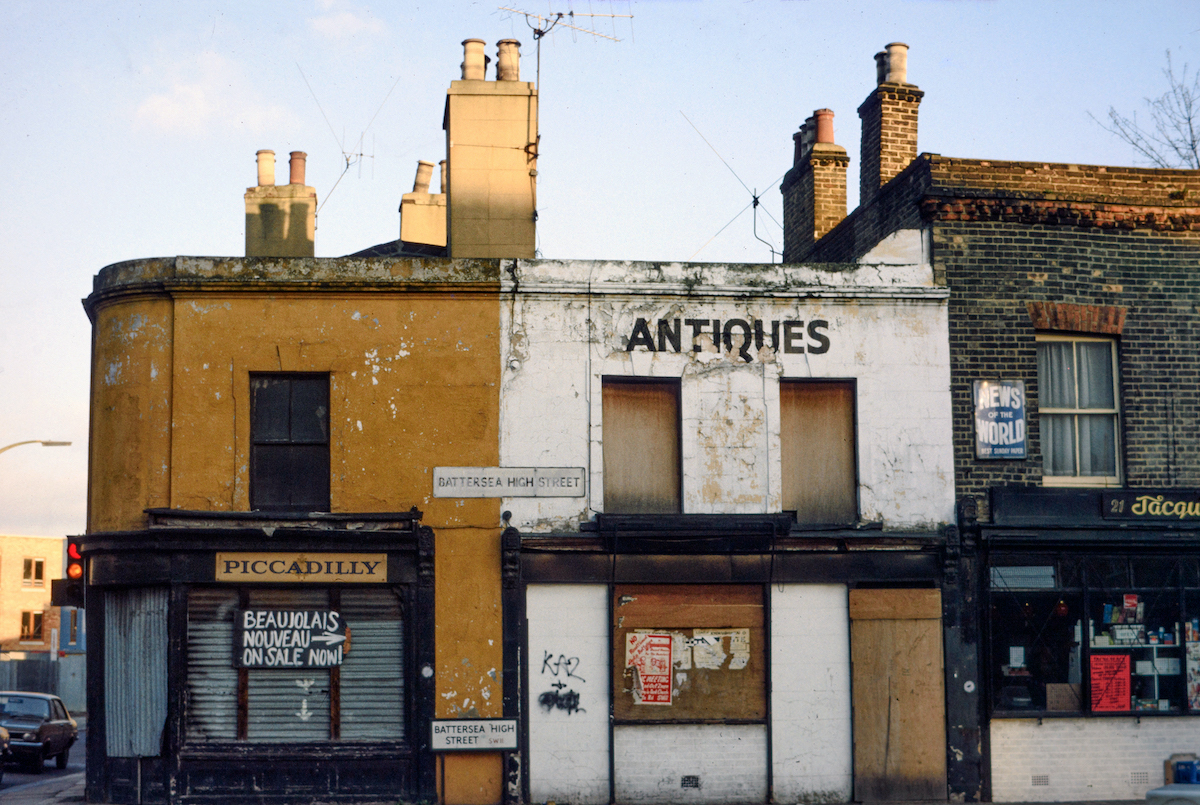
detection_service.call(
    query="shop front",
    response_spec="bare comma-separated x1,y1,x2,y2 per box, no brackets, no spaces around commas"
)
518,514,952,805
81,509,436,805
975,488,1200,802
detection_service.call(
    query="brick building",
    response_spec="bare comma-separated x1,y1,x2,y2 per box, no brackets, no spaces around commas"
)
783,42,1200,803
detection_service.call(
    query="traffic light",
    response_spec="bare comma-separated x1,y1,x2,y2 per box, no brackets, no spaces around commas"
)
51,539,85,608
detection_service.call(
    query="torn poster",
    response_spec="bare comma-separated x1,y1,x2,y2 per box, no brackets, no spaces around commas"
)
626,632,673,705
691,629,751,670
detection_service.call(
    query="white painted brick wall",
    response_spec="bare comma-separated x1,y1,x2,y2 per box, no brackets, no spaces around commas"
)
771,585,853,804
499,256,954,532
614,724,768,804
991,717,1200,801
526,584,610,804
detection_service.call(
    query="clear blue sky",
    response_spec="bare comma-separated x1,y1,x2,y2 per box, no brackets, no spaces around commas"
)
0,0,1194,536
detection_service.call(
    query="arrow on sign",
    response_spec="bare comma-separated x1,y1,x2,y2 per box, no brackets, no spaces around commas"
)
296,700,312,721
312,631,347,646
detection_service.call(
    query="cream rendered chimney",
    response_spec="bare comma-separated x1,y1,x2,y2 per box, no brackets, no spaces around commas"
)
444,38,537,259
245,148,318,257
400,159,447,248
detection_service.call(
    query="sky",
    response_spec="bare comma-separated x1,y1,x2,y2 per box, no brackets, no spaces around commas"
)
0,0,1195,537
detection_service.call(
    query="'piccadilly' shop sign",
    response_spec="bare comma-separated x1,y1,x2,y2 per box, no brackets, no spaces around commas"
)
433,467,585,498
216,553,388,583
431,719,518,751
234,609,346,668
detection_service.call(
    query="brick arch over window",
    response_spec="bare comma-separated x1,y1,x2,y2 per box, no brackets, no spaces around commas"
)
1026,302,1126,335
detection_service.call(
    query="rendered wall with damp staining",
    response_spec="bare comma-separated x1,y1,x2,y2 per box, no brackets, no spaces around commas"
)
499,251,955,531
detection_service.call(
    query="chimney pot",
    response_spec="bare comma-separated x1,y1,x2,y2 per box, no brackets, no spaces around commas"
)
885,42,909,84
289,151,307,185
413,160,434,194
256,150,276,186
874,51,888,85
814,109,835,144
496,39,521,81
462,38,487,80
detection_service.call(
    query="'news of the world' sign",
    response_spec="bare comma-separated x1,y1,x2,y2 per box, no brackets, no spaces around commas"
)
234,610,347,668
973,379,1026,459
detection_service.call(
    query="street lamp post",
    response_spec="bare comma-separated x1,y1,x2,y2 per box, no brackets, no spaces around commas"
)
0,440,72,455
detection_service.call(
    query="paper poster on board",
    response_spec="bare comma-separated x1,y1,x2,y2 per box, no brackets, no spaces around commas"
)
626,633,673,705
974,379,1027,459
1090,654,1130,712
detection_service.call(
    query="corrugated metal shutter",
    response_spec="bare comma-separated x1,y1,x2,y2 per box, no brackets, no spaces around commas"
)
105,588,168,757
340,589,405,740
186,589,238,742
246,589,330,743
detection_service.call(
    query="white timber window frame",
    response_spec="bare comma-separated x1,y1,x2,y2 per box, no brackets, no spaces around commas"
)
1036,335,1121,487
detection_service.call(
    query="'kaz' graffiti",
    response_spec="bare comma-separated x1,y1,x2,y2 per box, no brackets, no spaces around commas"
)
538,650,586,715
625,317,831,363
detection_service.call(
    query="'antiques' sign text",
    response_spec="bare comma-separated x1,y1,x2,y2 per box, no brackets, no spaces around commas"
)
625,317,830,362
216,553,387,583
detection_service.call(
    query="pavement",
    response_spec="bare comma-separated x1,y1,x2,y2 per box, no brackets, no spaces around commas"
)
0,770,84,804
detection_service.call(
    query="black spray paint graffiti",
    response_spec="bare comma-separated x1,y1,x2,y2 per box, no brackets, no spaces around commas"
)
538,651,585,714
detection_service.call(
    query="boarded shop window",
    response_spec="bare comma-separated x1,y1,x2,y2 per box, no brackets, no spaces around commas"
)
22,557,44,587
602,379,681,513
611,585,765,722
186,586,406,744
780,380,857,524
988,555,1196,715
250,374,330,512
1036,337,1120,486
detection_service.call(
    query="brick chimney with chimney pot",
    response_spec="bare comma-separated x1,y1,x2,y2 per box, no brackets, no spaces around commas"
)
781,108,850,261
858,43,923,206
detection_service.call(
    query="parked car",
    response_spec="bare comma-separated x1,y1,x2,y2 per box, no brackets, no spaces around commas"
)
0,725,9,783
0,692,77,773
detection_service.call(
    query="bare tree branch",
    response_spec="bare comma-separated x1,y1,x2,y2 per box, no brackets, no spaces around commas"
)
1091,51,1200,169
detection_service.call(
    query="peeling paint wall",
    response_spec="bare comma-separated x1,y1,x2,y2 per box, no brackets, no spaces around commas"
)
499,250,954,530
88,299,174,532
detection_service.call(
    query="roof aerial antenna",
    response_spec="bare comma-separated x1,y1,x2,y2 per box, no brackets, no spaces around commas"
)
296,63,398,215
498,4,633,89
680,110,785,262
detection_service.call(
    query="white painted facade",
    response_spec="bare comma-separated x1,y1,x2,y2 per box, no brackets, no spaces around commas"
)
990,717,1200,801
508,236,953,804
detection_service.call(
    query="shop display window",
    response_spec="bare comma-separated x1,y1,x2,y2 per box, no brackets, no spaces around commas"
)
989,554,1199,716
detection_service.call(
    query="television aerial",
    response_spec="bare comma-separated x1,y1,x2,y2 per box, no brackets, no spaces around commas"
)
498,5,633,88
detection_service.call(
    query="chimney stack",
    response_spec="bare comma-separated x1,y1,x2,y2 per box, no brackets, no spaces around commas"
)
400,159,447,248
245,147,318,257
858,42,923,205
781,108,850,261
444,38,538,258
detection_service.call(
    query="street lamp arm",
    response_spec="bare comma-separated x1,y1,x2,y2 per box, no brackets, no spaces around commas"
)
0,440,72,456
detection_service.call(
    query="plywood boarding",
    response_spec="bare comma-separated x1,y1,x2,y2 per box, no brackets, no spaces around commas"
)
613,585,765,722
602,379,681,513
780,381,857,524
849,588,942,621
851,590,946,801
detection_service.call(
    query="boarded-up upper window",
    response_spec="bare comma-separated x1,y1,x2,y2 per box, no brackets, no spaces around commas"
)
603,379,680,513
781,380,857,524
250,374,330,512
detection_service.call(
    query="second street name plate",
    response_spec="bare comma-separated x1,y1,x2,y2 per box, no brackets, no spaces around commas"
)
433,467,585,498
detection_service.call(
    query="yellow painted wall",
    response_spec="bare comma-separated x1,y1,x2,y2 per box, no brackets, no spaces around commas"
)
88,263,507,803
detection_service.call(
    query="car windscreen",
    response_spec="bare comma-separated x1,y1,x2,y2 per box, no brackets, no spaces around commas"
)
0,696,50,719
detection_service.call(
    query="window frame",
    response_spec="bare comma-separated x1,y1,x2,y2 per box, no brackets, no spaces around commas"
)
249,372,331,513
20,611,44,641
1036,335,1122,487
779,378,859,524
22,557,44,588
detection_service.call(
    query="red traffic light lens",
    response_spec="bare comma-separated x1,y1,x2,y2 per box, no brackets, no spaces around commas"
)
67,562,83,580
68,544,82,560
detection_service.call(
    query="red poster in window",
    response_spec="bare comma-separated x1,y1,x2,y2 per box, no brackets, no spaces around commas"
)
1090,654,1131,712
626,633,673,705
